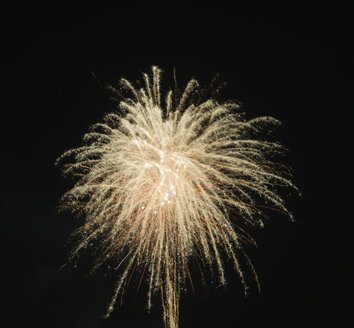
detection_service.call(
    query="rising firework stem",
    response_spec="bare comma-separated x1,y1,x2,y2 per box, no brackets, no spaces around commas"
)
57,66,297,328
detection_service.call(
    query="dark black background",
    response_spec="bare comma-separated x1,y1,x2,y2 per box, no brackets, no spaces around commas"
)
2,2,347,327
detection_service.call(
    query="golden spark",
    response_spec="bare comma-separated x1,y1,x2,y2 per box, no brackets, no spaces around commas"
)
57,66,296,328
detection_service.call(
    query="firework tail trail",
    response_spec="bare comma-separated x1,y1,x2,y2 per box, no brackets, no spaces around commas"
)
57,66,297,328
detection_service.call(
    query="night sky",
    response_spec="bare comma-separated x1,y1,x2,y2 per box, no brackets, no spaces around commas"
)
3,3,346,327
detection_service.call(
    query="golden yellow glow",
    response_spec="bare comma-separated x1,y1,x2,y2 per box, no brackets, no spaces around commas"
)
57,66,296,328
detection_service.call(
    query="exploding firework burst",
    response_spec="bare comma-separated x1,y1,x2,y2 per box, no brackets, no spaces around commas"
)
57,66,296,328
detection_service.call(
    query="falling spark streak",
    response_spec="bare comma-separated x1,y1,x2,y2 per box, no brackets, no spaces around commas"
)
57,66,297,328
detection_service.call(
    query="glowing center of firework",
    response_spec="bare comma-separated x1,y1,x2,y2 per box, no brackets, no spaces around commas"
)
138,145,190,211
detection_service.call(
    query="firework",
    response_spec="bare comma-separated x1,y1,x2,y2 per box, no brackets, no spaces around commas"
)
57,66,296,328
